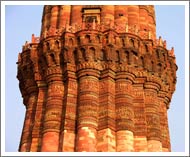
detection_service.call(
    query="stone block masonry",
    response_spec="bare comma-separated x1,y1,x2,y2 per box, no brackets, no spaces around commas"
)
17,5,177,152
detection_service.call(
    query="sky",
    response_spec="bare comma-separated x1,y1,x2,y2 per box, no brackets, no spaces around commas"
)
2,2,188,154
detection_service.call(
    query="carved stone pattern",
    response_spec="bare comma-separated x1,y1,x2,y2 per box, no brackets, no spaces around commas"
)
17,5,177,152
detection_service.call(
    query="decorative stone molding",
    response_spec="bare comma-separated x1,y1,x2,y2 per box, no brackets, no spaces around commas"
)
17,5,177,152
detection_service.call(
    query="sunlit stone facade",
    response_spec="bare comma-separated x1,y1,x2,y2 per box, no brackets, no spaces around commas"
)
17,5,177,152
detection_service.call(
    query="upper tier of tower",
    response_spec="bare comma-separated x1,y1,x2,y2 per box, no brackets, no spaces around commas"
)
18,5,177,110
40,5,156,40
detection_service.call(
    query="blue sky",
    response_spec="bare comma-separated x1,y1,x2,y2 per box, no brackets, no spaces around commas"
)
3,4,187,153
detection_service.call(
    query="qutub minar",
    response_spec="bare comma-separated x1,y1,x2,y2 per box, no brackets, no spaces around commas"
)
17,5,177,152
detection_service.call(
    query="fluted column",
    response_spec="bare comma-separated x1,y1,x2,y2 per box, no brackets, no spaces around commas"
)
144,82,162,152
139,6,149,38
58,5,71,29
128,6,139,30
158,91,171,152
97,69,116,152
101,5,115,25
133,79,147,152
115,72,134,152
41,67,64,152
30,81,47,151
50,6,59,29
139,5,156,40
60,67,78,152
71,6,82,26
17,5,177,153
19,79,38,152
76,69,99,152
41,6,51,37
114,6,128,32
147,5,156,40
164,97,171,151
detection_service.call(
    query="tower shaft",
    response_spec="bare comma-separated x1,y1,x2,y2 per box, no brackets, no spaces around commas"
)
17,5,177,152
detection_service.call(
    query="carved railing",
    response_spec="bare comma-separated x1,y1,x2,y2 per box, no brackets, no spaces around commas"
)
40,22,152,39
23,22,175,59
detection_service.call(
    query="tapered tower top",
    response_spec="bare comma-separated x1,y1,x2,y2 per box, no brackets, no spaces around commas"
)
40,5,156,40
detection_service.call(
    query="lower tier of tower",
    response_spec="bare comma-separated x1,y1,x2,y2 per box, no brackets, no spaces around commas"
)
19,67,171,152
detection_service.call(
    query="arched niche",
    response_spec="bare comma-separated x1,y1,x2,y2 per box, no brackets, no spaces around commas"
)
69,38,74,46
80,48,86,61
88,47,96,61
55,40,60,49
85,34,91,43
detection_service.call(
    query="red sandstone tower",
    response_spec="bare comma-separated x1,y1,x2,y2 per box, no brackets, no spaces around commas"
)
17,5,177,152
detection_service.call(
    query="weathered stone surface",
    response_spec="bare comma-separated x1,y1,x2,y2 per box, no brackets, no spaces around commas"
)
134,136,148,152
17,5,177,152
116,130,134,152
